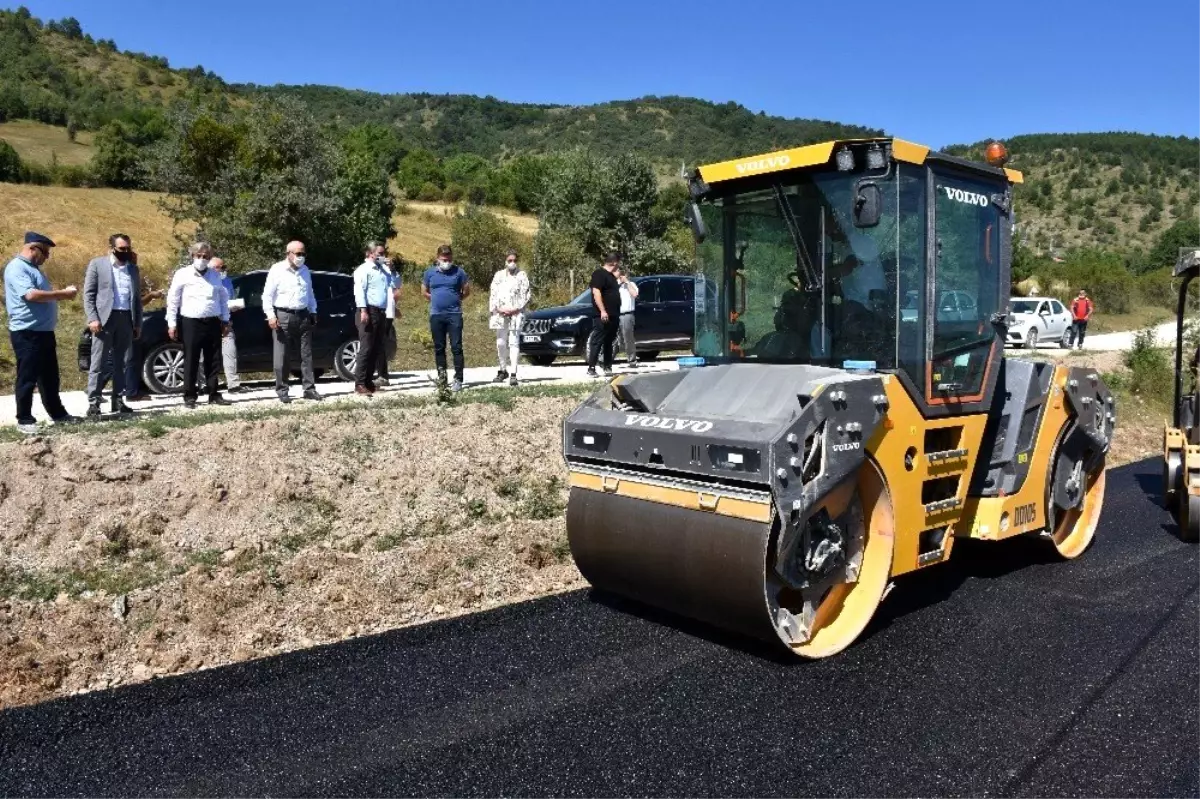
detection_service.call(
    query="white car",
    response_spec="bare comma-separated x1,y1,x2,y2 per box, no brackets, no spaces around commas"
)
1006,296,1073,349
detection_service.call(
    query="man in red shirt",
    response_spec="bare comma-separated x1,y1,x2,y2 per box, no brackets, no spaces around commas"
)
1069,289,1094,349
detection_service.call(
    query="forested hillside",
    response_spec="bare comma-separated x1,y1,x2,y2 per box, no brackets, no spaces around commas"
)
0,4,1195,272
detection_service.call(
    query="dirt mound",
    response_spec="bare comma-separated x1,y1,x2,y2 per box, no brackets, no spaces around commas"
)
0,397,584,708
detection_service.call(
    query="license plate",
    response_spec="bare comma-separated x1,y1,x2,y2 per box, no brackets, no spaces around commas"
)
522,334,541,343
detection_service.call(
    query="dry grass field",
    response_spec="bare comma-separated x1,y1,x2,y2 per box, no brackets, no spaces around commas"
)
0,120,95,167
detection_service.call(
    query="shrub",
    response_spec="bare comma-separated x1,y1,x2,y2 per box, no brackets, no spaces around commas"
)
0,138,19,183
450,207,529,286
416,181,442,202
1123,327,1172,401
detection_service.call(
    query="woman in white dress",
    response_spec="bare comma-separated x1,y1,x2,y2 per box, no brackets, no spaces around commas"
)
488,249,531,386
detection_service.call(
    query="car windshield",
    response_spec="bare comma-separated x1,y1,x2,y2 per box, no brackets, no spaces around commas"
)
1010,300,1039,314
570,289,591,305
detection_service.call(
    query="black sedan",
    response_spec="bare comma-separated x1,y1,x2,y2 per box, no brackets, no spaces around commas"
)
78,270,395,394
518,274,696,366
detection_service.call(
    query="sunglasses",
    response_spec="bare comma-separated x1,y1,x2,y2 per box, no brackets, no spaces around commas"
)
30,245,48,256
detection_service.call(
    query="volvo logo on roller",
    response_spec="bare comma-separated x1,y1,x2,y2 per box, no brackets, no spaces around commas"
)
735,154,790,175
624,414,714,433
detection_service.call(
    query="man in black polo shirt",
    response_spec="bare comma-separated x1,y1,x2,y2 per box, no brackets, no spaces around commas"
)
586,251,622,378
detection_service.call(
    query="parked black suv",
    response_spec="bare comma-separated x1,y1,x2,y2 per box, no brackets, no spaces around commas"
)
77,270,395,393
518,274,696,366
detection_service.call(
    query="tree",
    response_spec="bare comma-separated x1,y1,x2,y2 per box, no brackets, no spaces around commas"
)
502,154,548,213
147,96,394,270
342,123,407,174
1145,217,1200,274
0,138,21,183
450,207,528,286
443,153,492,191
396,148,443,199
539,149,658,260
90,122,141,188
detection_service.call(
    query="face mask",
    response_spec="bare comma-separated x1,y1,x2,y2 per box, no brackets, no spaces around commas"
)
114,252,129,265
193,258,209,273
292,255,306,268
437,260,451,272
506,261,518,272
375,256,388,267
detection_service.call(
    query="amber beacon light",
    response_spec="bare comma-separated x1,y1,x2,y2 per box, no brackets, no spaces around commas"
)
985,141,1009,166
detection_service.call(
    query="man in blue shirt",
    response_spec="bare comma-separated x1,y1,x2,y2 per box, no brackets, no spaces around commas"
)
3,232,82,434
422,244,471,392
353,239,394,395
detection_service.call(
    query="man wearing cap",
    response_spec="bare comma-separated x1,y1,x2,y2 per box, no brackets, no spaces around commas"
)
166,241,232,409
263,241,321,403
4,232,81,434
83,233,143,420
586,251,623,378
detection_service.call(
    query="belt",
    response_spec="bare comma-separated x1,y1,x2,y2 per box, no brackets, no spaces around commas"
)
275,306,310,313
620,311,635,316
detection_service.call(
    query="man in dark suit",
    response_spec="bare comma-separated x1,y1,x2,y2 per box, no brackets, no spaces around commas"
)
84,233,143,419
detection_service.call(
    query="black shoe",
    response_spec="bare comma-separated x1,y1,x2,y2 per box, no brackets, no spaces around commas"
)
228,385,251,394
111,401,134,417
208,395,232,406
586,367,599,378
304,389,323,401
183,398,197,409
278,393,292,404
493,369,509,383
86,403,102,420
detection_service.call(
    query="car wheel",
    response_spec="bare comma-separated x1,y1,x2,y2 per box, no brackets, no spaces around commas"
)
640,351,660,361
1059,328,1072,348
528,354,557,367
1024,329,1039,350
142,342,188,394
334,339,359,382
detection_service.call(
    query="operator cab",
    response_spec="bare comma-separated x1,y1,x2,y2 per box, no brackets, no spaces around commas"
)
688,137,1022,414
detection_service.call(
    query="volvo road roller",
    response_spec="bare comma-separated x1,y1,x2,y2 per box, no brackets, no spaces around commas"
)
563,137,1116,658
1163,247,1200,541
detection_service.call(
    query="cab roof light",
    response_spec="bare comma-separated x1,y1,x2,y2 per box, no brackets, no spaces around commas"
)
865,144,886,170
985,141,1009,167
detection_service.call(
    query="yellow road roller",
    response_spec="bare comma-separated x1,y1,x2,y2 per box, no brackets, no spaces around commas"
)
1163,247,1200,541
563,137,1115,658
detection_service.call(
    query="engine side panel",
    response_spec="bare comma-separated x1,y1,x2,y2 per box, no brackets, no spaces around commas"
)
864,377,990,576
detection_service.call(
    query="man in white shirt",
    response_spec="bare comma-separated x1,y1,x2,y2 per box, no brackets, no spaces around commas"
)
372,242,402,386
166,241,231,409
210,257,248,393
262,240,321,403
614,266,640,367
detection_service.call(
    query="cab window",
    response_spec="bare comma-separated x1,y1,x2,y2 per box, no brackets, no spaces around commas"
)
636,279,659,304
658,278,689,303
1051,300,1065,315
930,170,1002,399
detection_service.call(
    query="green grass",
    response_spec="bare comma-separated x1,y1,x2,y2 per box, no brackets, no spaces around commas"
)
1087,304,1172,334
0,382,594,444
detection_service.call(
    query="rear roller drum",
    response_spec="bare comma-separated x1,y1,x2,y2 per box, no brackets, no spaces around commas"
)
1049,466,1106,559
1164,450,1183,517
1180,491,1200,543
767,461,895,659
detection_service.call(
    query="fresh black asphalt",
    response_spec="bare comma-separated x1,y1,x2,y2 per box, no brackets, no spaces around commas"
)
0,458,1196,797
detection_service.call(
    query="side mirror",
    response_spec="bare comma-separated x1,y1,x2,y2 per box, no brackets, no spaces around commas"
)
686,202,707,243
853,181,881,228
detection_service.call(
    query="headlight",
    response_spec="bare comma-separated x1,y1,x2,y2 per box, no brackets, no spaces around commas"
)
555,315,586,327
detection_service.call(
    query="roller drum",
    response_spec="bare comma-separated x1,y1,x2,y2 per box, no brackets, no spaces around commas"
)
566,489,780,643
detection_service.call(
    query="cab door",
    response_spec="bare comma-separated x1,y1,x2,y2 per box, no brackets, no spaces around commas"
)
631,278,660,345
655,276,695,350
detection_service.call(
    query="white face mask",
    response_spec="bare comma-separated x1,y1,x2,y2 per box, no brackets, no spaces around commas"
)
437,260,452,272
291,255,306,268
193,258,209,273
506,261,518,272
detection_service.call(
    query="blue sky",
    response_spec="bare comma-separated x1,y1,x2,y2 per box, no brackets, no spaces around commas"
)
11,0,1200,148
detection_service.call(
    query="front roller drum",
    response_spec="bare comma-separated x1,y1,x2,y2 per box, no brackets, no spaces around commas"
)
566,464,895,658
